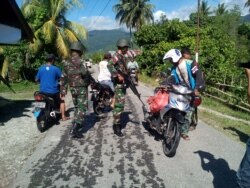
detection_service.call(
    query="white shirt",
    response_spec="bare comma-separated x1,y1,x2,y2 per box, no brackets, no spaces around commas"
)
176,60,190,87
98,60,111,82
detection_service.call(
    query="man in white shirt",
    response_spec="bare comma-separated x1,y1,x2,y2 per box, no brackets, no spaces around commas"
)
98,53,115,108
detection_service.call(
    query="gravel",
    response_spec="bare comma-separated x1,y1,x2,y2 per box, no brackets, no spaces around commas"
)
0,97,46,188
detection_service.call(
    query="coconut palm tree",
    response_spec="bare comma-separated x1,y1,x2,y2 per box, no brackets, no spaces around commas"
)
113,0,154,40
215,3,228,16
245,0,250,11
22,0,87,58
200,0,211,17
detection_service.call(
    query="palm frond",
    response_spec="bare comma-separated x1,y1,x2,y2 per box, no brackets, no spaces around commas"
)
1,58,9,78
53,0,65,19
42,20,57,43
65,21,87,41
63,28,78,42
56,30,69,58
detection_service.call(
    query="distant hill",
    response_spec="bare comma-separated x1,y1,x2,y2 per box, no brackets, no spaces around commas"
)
241,14,250,22
84,29,130,54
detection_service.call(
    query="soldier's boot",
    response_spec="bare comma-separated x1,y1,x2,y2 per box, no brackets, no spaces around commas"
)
70,122,83,138
113,124,123,137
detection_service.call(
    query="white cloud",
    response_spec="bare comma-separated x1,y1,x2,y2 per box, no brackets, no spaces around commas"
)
153,0,249,22
79,16,125,31
219,0,249,15
154,6,196,22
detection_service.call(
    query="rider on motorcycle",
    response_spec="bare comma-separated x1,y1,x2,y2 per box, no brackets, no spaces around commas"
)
98,53,115,109
163,49,205,140
127,55,139,83
35,54,62,110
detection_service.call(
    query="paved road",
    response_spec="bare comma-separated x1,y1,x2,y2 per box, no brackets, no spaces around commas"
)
11,66,245,188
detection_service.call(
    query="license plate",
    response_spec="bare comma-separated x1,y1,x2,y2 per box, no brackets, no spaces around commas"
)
34,102,46,108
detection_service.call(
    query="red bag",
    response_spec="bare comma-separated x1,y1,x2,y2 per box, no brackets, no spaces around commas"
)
147,90,169,113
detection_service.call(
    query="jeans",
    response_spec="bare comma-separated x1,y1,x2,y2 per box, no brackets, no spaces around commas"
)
237,138,250,188
99,80,114,91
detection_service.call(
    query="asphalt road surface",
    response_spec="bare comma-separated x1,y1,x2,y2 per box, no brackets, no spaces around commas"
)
11,66,245,188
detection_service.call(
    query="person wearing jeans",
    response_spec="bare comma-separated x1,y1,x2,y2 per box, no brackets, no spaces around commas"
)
236,68,250,188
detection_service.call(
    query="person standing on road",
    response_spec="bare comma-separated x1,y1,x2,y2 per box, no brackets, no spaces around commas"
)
60,41,91,138
109,38,139,137
163,49,205,141
236,68,250,188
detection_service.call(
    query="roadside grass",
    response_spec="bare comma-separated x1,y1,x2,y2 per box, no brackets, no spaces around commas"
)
139,74,250,145
0,81,38,100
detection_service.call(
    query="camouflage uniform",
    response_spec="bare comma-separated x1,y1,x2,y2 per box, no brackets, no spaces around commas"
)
110,50,138,134
60,56,90,125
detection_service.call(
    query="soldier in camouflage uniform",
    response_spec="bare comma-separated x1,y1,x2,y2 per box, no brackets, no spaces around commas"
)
60,41,90,138
110,38,138,137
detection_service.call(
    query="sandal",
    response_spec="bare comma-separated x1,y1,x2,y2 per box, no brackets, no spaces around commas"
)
181,134,190,141
189,126,196,131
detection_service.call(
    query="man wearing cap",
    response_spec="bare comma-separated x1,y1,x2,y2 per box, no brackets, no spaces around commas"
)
35,54,62,112
60,41,91,138
109,38,139,137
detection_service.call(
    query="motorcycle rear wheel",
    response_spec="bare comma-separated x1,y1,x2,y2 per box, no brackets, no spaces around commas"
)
93,100,104,115
36,111,47,132
162,118,181,157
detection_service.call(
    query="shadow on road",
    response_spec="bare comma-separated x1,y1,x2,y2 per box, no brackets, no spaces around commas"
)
0,96,32,125
223,127,249,144
78,112,99,134
141,120,163,141
194,150,237,188
121,111,140,130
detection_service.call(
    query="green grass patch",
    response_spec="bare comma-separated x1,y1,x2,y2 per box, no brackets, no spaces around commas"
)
0,81,38,100
139,73,159,87
201,96,250,122
199,109,250,145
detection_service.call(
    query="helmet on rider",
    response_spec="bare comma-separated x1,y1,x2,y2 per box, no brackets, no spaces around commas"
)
163,49,182,63
70,41,84,55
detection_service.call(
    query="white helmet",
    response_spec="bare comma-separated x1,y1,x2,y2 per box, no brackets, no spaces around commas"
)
163,49,182,63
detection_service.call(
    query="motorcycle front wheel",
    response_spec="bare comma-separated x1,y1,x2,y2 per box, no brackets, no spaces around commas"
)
162,118,181,157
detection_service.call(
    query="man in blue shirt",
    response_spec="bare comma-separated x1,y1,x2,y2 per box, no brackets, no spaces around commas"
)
35,54,62,110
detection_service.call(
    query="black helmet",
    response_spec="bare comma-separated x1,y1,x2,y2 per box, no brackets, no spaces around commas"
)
116,38,130,48
104,52,112,59
45,53,56,61
70,41,84,53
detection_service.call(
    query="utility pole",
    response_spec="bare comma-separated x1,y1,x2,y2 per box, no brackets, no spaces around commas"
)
196,0,200,62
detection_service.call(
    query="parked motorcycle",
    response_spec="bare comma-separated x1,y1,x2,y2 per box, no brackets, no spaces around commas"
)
129,68,138,85
145,84,202,157
90,80,114,115
33,91,60,132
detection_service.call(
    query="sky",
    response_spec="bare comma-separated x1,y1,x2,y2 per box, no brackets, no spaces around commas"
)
17,0,249,31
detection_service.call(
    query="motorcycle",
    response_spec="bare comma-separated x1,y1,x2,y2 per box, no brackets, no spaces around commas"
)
90,80,114,115
33,91,60,132
129,68,138,85
145,84,202,157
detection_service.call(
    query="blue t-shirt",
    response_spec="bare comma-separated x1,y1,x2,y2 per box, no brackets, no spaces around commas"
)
35,64,62,94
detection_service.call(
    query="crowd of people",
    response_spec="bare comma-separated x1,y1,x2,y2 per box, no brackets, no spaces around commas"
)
35,38,249,187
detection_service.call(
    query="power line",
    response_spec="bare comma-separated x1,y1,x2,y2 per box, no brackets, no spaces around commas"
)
91,0,112,25
86,0,99,17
